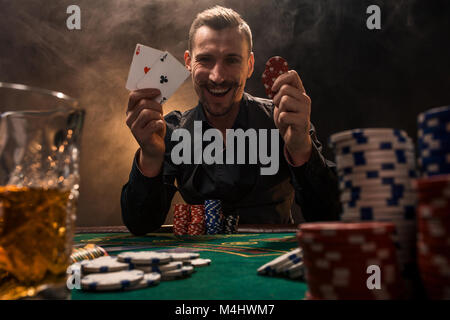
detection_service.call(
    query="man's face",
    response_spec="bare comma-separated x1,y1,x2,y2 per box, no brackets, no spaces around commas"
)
185,26,254,117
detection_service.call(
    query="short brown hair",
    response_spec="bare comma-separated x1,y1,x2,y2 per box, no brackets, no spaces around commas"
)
188,6,253,55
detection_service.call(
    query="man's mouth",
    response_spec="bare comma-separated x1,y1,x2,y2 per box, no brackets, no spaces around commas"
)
205,86,232,97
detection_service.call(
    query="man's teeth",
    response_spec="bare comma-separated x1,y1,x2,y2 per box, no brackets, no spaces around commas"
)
208,87,230,95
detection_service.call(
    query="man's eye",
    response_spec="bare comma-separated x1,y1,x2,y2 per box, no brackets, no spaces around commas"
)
197,57,212,63
226,57,242,65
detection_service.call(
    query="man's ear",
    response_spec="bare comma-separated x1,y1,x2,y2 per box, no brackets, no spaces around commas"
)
247,52,255,79
184,50,192,71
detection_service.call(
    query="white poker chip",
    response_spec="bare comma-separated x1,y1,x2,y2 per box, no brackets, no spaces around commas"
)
339,178,412,189
80,256,129,274
81,270,144,291
286,261,304,279
161,266,194,280
336,152,415,169
335,141,415,155
117,251,171,265
190,258,211,267
169,252,200,261
338,163,413,174
125,272,161,290
329,128,409,145
340,191,416,202
257,248,302,275
133,261,183,273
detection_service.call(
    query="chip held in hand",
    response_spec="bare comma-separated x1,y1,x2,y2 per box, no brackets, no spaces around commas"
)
262,56,289,99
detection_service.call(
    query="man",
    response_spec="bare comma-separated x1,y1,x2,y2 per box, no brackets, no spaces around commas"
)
122,6,340,235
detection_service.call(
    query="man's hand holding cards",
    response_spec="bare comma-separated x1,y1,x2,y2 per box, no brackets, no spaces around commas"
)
125,44,190,177
126,44,190,103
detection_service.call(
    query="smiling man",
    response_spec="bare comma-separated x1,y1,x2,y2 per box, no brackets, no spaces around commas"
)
121,6,340,235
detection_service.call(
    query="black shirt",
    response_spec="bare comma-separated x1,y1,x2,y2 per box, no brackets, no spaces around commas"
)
121,92,340,235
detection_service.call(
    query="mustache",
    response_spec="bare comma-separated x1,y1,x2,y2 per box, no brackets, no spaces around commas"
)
195,79,241,89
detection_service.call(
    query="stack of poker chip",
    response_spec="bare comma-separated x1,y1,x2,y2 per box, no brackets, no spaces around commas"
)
417,106,450,176
173,204,190,236
329,128,418,273
414,175,450,299
257,247,304,279
70,244,108,263
297,222,405,300
223,215,239,234
204,200,224,234
71,250,212,292
189,204,206,235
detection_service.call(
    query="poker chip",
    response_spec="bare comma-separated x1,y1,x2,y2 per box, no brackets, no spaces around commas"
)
257,247,303,276
335,150,415,168
117,251,172,265
81,270,144,291
190,258,211,267
80,256,130,274
71,244,108,263
125,272,161,290
205,200,223,235
330,128,417,277
160,266,195,281
188,204,205,235
223,215,239,234
415,174,450,299
285,261,305,279
173,203,190,236
329,128,409,145
262,56,289,99
132,261,183,273
297,222,405,300
169,252,200,261
418,106,450,176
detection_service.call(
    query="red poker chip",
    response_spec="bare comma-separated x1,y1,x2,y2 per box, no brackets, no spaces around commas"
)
414,174,450,191
262,56,289,99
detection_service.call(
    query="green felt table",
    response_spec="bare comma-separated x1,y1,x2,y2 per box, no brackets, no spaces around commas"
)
71,230,307,300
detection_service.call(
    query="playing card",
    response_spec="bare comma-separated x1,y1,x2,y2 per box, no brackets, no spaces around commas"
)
136,51,190,104
125,44,165,91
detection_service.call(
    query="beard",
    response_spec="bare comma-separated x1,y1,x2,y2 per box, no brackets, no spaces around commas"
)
195,78,243,117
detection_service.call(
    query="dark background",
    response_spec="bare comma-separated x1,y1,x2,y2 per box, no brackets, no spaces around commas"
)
1,0,449,226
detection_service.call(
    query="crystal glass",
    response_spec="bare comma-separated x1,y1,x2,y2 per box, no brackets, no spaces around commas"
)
0,82,84,299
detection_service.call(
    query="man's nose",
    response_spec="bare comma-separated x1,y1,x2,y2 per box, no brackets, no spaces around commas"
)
209,62,225,84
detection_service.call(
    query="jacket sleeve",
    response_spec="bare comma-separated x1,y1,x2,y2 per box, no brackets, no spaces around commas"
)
287,127,341,222
120,150,178,235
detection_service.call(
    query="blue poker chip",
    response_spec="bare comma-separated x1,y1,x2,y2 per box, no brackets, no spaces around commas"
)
418,120,450,132
418,139,450,151
418,106,450,123
419,131,450,141
205,199,223,235
421,162,450,176
420,148,450,158
419,155,450,166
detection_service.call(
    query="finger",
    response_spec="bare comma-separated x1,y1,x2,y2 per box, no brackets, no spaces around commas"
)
127,88,161,112
126,99,163,128
272,70,306,94
278,111,304,127
143,119,165,135
130,109,163,132
272,84,303,107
